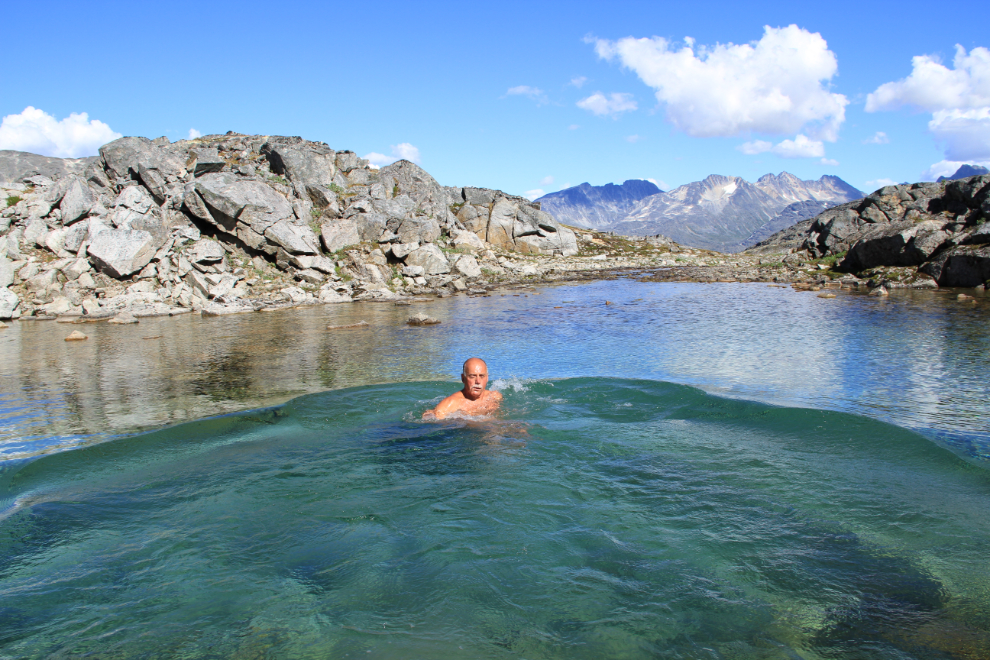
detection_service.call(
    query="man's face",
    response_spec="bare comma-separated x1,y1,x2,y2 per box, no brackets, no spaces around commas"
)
461,361,489,400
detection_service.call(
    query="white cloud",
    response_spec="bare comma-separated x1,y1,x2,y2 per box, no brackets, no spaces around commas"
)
570,76,588,88
188,128,202,139
865,46,990,112
576,92,637,117
820,157,839,166
0,106,122,158
506,85,548,105
646,177,670,190
868,46,990,163
863,131,889,144
928,108,990,161
772,134,824,158
592,25,847,141
739,140,772,154
921,159,990,181
626,134,643,143
739,134,824,158
524,189,545,200
865,178,898,190
362,143,421,169
568,124,580,130
539,175,554,186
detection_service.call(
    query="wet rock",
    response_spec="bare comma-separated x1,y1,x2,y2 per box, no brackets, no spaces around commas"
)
869,285,889,297
87,229,157,278
326,320,368,329
108,312,139,324
406,313,440,326
64,330,87,341
201,301,255,316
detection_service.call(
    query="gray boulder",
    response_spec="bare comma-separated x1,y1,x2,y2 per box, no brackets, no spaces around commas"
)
262,137,336,187
452,255,482,279
321,218,362,253
404,244,450,275
378,160,454,231
100,136,184,182
352,212,387,242
920,245,990,287
0,288,20,319
264,220,320,255
59,177,97,225
0,258,13,288
194,173,294,234
0,150,97,185
396,216,441,244
63,220,91,253
486,199,517,250
188,148,225,177
185,238,226,263
87,229,157,278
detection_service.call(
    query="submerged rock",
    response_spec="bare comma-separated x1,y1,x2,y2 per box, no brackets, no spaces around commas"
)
406,313,440,326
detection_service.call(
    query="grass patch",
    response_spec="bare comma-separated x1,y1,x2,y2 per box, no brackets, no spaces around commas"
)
329,183,345,195
267,174,289,186
5,195,22,207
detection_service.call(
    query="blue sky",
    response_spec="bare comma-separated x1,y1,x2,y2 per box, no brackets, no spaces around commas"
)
2,0,988,198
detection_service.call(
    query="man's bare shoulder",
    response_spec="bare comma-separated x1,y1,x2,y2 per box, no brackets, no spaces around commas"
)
488,390,503,402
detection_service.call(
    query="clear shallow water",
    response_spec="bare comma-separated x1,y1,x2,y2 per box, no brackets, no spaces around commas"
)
1,279,988,462
2,379,989,658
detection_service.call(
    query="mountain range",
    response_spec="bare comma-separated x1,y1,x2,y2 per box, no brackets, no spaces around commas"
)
936,164,990,182
537,173,864,253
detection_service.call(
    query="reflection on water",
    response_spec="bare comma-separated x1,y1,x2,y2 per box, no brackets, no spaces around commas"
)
1,280,989,461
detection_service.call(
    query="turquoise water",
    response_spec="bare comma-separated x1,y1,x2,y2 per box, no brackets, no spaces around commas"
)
2,280,990,657
2,379,990,658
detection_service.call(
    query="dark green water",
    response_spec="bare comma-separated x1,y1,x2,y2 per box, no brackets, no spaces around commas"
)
2,379,989,658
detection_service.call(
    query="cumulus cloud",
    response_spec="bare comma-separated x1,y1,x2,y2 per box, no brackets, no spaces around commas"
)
865,46,990,112
363,142,421,168
188,128,202,139
591,25,847,141
867,45,990,167
820,158,839,166
570,76,588,88
0,106,122,158
738,134,824,158
576,92,637,117
863,131,889,144
739,140,772,155
524,189,545,200
506,85,548,105
772,134,824,158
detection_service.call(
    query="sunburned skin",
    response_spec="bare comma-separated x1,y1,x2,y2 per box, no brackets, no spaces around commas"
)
424,357,503,420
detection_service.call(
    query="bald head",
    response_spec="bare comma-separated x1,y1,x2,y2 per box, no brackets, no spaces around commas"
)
462,357,487,376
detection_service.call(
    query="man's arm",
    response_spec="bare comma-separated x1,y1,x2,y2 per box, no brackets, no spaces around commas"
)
424,392,463,419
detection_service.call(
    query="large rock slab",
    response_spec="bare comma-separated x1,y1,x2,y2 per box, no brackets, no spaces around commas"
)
378,160,454,232
452,255,482,279
58,177,97,225
404,244,450,275
486,199,517,250
321,218,362,253
194,173,294,234
396,216,440,244
0,150,97,186
841,220,952,271
100,136,185,183
920,245,990,287
87,229,157,278
264,220,320,255
261,137,336,187
185,238,225,263
0,258,13,288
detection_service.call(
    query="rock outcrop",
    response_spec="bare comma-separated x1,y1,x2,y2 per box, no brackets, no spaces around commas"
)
751,175,990,288
0,132,579,320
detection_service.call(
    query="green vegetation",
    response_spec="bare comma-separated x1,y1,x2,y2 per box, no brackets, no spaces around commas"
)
329,183,345,195
6,195,22,207
267,174,289,186
392,184,399,197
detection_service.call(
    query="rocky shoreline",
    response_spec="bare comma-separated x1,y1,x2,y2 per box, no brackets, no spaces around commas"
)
2,133,988,329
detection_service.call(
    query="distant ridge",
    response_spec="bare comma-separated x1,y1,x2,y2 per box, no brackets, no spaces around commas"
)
937,164,990,182
536,179,661,230
538,172,863,253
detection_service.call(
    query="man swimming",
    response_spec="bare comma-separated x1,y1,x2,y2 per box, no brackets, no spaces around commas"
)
424,357,503,419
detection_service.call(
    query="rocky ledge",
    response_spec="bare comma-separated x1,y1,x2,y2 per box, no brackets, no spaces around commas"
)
749,175,990,289
0,132,589,321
